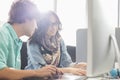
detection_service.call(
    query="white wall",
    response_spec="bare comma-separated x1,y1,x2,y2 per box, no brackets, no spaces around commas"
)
0,0,13,22
57,0,87,46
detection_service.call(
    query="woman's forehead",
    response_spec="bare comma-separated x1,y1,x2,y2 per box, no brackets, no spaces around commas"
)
49,14,57,22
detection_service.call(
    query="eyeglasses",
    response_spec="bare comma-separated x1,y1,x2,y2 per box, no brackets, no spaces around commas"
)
50,22,62,28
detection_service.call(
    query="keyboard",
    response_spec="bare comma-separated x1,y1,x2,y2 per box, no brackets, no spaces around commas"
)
55,73,87,80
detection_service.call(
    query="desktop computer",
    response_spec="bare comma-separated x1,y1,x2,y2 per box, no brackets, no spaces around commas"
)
87,0,118,77
76,0,119,78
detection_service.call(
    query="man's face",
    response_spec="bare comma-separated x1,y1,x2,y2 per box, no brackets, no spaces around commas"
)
23,19,37,37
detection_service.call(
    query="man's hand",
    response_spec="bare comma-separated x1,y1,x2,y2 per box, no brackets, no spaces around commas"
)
35,65,57,78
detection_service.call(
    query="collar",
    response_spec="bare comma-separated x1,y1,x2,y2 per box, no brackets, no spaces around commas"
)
4,23,22,43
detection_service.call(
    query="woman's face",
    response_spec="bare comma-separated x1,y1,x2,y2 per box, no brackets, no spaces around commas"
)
47,14,59,37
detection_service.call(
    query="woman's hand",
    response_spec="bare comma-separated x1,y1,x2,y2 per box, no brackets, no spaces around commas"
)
73,62,87,70
57,67,86,76
69,68,86,76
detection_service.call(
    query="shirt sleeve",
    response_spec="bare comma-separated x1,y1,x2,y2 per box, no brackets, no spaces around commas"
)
0,33,8,70
59,40,73,67
25,41,46,70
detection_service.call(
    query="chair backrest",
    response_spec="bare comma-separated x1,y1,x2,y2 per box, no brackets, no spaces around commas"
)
67,46,76,62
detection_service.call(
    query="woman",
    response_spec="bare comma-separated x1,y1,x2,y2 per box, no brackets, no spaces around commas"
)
25,11,86,77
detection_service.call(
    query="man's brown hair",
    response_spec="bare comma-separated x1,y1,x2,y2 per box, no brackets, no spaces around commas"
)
8,0,39,24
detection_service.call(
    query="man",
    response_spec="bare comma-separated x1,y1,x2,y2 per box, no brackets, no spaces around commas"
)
0,0,59,79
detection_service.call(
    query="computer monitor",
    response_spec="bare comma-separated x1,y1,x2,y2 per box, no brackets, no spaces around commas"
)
86,0,118,77
76,28,87,62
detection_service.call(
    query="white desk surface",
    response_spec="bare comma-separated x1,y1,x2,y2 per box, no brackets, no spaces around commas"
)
55,73,119,80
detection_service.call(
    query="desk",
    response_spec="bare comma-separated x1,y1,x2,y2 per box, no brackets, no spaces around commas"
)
24,73,119,80
55,73,86,80
55,73,119,80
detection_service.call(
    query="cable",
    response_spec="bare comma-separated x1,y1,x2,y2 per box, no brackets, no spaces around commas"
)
110,35,120,77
